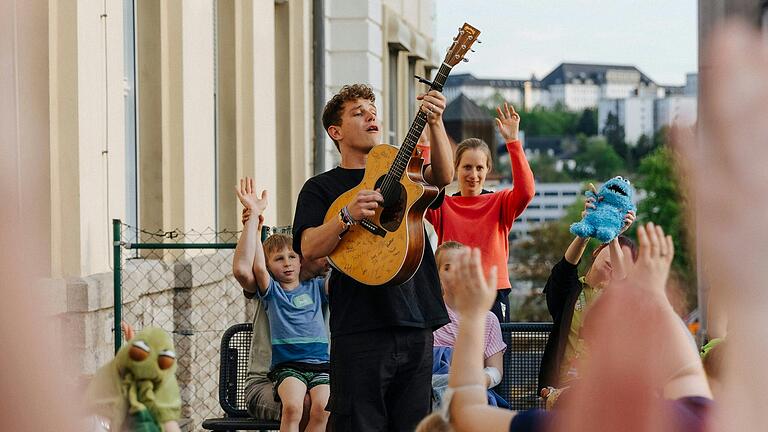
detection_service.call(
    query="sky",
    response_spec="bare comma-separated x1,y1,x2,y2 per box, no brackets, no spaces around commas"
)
435,0,697,85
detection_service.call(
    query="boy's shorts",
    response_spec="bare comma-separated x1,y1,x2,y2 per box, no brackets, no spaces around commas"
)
268,365,330,401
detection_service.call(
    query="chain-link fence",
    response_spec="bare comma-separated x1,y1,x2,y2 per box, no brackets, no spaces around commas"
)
113,220,291,430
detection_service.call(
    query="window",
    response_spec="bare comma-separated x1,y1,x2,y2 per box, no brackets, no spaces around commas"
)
124,0,138,245
544,204,558,209
562,191,578,196
407,57,417,121
544,191,558,196
526,217,541,223
527,204,540,209
388,47,399,145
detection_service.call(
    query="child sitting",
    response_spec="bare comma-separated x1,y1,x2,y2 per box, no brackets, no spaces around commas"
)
431,241,507,410
233,177,330,432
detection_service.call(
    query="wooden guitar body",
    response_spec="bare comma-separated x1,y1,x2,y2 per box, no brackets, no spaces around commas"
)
324,144,438,286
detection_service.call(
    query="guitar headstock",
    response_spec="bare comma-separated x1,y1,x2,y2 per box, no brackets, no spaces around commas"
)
443,23,481,66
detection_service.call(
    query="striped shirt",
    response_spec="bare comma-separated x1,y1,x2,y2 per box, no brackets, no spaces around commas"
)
433,306,506,359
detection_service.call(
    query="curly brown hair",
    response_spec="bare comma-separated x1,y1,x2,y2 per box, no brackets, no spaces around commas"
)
322,84,376,151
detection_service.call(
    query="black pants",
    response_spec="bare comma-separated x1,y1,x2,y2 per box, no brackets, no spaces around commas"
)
491,288,512,323
327,327,433,432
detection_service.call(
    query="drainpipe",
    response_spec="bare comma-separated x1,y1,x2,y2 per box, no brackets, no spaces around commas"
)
313,0,326,175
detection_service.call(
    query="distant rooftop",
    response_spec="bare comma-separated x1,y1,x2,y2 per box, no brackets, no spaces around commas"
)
445,73,543,89
540,63,656,87
662,85,687,96
443,93,493,122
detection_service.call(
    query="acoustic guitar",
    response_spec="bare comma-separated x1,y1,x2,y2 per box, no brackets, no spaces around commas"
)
324,22,481,286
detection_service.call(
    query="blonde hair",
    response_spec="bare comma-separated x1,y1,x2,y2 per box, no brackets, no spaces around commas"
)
263,233,293,258
435,241,465,266
454,138,493,172
415,413,454,432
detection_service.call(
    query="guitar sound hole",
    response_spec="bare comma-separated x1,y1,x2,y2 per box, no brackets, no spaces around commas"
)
379,182,406,232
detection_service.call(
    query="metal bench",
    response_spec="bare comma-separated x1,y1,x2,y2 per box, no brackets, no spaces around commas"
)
203,321,552,430
498,322,553,411
201,323,279,432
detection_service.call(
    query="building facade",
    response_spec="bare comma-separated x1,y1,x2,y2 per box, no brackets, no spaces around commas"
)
5,0,441,425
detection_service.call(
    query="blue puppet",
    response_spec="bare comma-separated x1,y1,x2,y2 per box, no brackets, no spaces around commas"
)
570,176,636,243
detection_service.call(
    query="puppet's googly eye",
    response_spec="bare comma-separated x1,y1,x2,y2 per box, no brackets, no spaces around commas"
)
129,340,151,361
158,350,176,370
616,176,624,181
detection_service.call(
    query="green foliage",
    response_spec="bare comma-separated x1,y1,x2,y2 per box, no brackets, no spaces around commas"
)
575,108,598,136
572,137,626,180
511,189,598,285
510,192,604,321
509,293,551,322
529,152,575,182
515,105,580,137
635,145,695,307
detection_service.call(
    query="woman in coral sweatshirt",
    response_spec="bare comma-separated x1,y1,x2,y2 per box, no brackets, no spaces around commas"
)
426,102,535,322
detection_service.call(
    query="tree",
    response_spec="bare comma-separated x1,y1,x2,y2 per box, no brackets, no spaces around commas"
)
513,105,580,137
572,137,626,180
635,146,695,307
576,108,598,136
529,152,575,182
602,112,631,166
510,191,603,321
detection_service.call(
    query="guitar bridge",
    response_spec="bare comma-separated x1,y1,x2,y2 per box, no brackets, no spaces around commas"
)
360,219,387,238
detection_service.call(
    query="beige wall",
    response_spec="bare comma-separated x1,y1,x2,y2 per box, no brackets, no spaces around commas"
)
38,0,437,380
50,0,126,278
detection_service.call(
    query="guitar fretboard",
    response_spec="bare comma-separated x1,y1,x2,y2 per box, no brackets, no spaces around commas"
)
380,63,453,199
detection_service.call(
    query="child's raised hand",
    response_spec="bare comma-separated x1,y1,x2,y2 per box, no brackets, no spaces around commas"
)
495,102,520,142
235,177,268,216
444,248,497,318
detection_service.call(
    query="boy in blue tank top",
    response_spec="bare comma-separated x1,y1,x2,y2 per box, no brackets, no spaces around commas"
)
233,177,330,432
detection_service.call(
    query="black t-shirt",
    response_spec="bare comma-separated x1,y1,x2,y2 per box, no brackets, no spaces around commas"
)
292,166,449,337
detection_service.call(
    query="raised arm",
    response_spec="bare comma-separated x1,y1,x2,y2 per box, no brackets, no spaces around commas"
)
496,103,535,225
419,90,454,188
444,249,518,431
233,177,271,295
563,194,597,264
606,210,635,281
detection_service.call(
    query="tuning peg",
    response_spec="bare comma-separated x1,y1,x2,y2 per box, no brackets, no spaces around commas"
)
462,58,469,62
461,44,467,50
470,49,475,52
477,39,482,44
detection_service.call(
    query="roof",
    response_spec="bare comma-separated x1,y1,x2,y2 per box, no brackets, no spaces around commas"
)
662,85,686,96
443,93,493,122
445,73,543,89
540,63,656,87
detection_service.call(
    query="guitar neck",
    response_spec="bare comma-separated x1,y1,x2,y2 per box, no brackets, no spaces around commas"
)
387,63,453,181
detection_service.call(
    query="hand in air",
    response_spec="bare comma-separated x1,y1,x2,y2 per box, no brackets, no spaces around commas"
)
235,177,268,216
495,102,520,142
627,223,674,297
442,248,498,319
